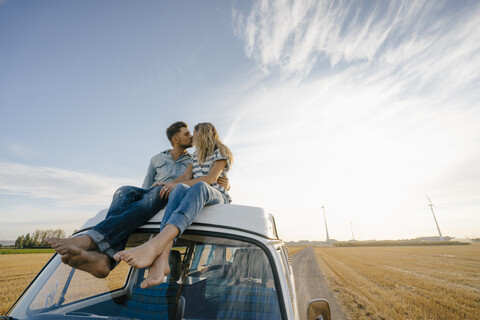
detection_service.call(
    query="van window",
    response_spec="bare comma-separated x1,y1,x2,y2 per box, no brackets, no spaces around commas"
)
28,257,130,311
180,234,282,319
9,232,284,320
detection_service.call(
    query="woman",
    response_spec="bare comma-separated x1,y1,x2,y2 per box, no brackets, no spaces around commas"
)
114,122,233,288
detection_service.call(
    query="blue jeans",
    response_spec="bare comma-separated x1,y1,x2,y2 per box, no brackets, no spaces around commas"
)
161,182,229,236
86,185,167,268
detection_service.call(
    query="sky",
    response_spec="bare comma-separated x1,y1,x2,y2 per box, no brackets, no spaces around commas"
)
1,0,479,242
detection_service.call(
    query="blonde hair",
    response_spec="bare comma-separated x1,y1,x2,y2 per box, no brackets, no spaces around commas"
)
194,122,233,166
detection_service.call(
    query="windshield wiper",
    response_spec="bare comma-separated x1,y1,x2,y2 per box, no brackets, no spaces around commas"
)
44,281,58,308
57,268,75,306
1,316,19,320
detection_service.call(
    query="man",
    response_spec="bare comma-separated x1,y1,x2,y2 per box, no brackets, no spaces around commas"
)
47,121,229,278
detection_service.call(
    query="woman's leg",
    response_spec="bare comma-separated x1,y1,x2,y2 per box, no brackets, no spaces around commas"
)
166,182,227,236
140,183,228,288
140,240,174,288
159,184,190,230
113,184,189,268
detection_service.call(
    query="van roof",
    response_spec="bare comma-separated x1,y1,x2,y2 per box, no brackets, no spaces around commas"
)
79,204,279,240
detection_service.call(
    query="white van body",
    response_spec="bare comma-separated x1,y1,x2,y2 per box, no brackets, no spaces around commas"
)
6,204,301,320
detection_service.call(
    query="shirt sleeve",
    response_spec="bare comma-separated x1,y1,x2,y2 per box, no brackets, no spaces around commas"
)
212,149,229,170
142,157,155,189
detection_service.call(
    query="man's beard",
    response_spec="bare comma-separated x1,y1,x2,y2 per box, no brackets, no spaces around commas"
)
181,142,193,149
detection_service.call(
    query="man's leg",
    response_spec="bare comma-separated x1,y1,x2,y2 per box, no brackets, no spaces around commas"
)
87,185,167,267
50,185,168,276
60,246,111,278
47,186,146,254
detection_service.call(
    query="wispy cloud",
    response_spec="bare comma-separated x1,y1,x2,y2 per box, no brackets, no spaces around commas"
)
227,0,480,240
233,0,480,92
0,162,135,207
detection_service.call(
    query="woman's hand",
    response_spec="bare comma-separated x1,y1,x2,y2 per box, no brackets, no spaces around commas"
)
217,176,231,191
159,182,177,199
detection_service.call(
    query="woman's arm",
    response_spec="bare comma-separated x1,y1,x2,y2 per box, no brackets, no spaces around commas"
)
183,159,227,186
217,176,230,190
159,160,226,198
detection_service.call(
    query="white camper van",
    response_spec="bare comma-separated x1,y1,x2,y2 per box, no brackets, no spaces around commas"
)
4,204,331,320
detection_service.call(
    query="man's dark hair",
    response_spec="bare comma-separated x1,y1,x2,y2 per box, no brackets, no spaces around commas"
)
166,121,188,143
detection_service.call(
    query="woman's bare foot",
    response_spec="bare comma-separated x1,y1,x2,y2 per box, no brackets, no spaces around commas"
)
140,256,170,288
114,224,179,269
141,242,173,288
46,235,96,255
114,241,161,269
61,246,111,278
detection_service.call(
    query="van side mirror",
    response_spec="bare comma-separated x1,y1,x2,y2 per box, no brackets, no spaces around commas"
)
307,299,331,320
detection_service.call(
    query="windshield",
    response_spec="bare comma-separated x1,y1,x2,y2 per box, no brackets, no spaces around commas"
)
8,232,282,320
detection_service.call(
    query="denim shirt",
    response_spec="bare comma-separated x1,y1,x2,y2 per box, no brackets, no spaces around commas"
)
142,150,192,189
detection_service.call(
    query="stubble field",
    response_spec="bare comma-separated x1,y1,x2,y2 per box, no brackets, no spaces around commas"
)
313,244,480,320
0,252,130,315
2,245,479,319
0,253,53,315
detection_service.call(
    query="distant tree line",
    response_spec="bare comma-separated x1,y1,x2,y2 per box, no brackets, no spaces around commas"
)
15,229,66,248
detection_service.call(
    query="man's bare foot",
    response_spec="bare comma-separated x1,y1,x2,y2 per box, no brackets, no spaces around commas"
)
114,241,161,269
46,235,96,255
140,242,173,288
64,246,111,278
61,253,72,265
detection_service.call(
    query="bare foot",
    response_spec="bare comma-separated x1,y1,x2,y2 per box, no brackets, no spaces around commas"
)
140,256,170,288
140,242,173,288
64,246,111,278
114,225,179,268
114,241,160,269
46,235,96,255
61,253,72,265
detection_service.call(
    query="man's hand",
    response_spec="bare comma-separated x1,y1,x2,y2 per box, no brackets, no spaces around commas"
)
159,182,177,199
217,176,231,191
151,181,164,188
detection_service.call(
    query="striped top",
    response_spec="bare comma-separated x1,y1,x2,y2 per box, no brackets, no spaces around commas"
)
192,148,231,202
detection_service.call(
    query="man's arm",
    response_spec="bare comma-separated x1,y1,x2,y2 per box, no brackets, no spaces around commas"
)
142,158,155,189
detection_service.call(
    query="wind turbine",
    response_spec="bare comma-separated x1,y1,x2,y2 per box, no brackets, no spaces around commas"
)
426,192,444,241
350,222,355,241
321,206,330,243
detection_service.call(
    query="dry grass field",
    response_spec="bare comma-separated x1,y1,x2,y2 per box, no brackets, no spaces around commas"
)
314,244,480,320
3,245,479,319
0,253,130,316
0,253,53,315
287,245,306,256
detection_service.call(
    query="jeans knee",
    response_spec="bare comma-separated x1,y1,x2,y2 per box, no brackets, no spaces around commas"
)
193,181,209,188
191,181,210,194
114,186,135,197
170,183,189,195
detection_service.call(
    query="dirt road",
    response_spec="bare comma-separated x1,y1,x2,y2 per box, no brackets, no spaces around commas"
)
291,247,348,320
